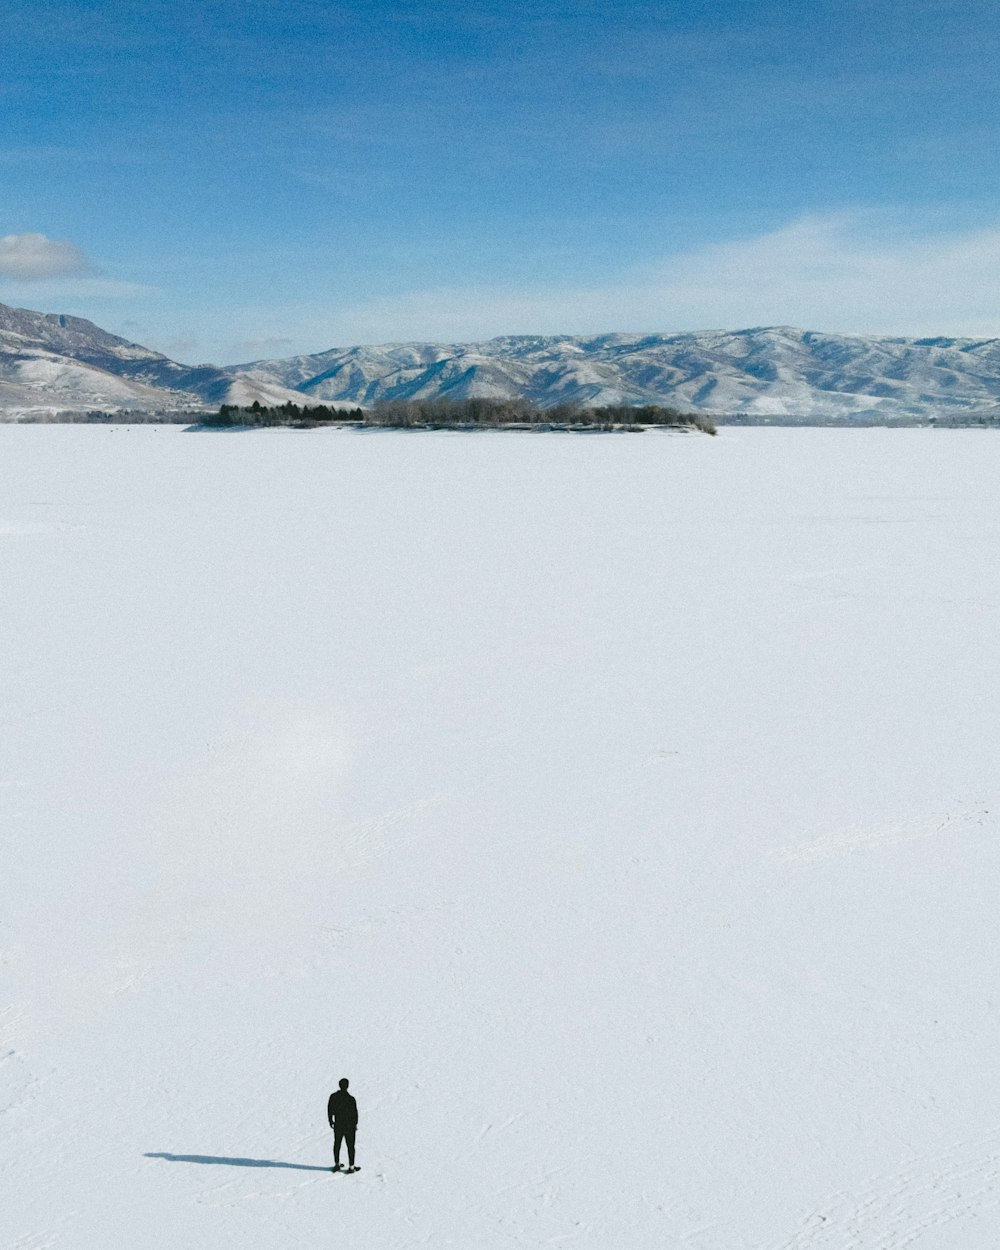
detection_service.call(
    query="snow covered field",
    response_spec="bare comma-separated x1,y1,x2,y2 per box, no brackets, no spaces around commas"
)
4,424,1000,1249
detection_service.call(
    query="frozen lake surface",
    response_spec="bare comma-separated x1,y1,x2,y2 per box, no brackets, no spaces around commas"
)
3,425,1000,1249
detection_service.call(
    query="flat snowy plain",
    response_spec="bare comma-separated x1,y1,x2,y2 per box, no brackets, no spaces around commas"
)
3,425,1000,1250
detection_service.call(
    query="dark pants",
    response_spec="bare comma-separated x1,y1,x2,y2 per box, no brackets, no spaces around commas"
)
334,1123,356,1167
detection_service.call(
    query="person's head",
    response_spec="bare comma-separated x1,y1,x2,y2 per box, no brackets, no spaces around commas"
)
339,1078,349,1090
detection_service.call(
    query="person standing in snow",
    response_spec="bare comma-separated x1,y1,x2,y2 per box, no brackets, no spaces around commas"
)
328,1078,359,1172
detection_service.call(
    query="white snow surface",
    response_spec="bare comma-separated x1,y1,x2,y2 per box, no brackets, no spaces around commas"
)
4,425,1000,1248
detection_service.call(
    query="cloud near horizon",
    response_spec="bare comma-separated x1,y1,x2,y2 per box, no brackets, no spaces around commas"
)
282,213,1000,349
15,212,1000,366
0,232,94,281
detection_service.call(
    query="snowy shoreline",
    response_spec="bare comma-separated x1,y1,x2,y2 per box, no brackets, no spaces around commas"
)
4,424,1000,1248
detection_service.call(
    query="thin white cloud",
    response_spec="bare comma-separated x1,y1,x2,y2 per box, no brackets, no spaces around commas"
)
644,213,1000,337
0,232,94,281
157,336,202,357
0,277,153,302
291,213,1000,346
233,335,296,358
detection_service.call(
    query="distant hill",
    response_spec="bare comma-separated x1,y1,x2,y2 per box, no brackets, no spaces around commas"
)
6,302,1000,421
230,328,1000,421
0,303,303,417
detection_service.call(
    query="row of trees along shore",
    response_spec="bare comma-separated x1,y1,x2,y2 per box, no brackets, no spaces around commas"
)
205,397,717,434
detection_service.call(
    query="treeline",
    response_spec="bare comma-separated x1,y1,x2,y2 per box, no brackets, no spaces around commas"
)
209,401,366,427
204,397,716,433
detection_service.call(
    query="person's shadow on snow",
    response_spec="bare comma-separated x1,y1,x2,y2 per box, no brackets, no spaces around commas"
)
146,1152,330,1172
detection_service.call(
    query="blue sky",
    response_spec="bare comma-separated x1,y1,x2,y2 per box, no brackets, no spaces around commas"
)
3,0,1000,362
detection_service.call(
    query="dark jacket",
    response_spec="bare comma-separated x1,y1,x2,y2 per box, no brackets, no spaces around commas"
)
328,1089,358,1128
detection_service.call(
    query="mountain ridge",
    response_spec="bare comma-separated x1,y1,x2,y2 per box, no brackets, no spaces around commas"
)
5,300,1000,420
0,302,304,415
229,325,1000,419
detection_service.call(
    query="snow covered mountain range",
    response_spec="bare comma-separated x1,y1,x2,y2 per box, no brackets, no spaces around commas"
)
233,328,1000,420
6,299,1000,420
0,303,302,416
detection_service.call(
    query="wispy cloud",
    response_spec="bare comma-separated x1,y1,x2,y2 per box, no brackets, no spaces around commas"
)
0,232,95,281
291,213,1000,345
156,335,202,357
232,335,296,358
0,280,152,304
